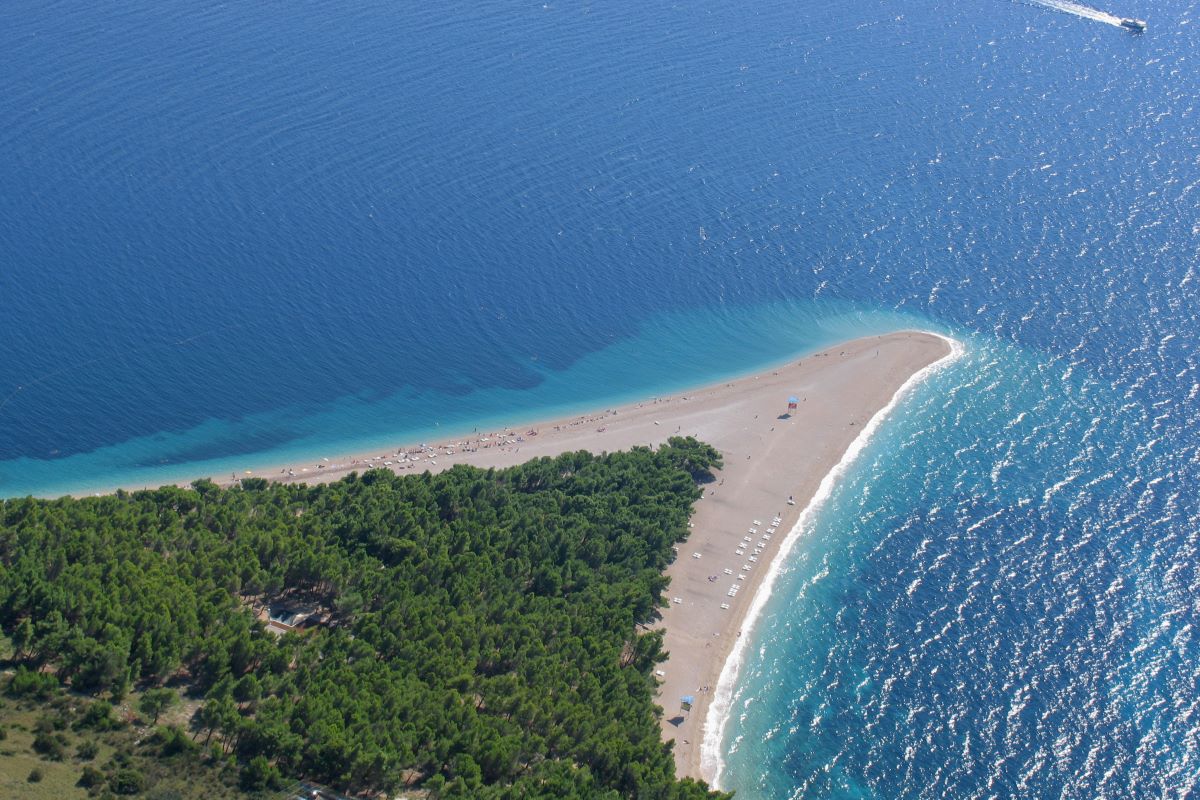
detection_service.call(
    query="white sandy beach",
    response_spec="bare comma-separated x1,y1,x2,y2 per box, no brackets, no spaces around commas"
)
190,330,953,782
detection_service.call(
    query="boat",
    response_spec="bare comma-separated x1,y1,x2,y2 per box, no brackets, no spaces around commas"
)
1119,18,1146,31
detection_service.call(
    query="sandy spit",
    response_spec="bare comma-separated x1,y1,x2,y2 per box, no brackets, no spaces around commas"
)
130,330,954,783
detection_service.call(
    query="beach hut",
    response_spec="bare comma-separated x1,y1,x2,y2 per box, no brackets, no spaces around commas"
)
787,395,799,411
680,695,695,713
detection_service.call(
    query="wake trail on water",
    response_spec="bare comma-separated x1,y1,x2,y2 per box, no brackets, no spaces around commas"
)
1024,0,1125,26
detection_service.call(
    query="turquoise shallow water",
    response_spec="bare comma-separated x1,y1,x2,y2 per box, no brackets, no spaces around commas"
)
2,0,1198,795
716,334,1198,796
0,300,934,497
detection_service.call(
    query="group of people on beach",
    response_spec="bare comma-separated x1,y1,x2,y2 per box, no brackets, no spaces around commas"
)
227,399,652,488
226,423,550,488
223,377,744,490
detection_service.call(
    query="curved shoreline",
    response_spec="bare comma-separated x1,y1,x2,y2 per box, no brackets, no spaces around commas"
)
47,328,956,793
699,333,962,788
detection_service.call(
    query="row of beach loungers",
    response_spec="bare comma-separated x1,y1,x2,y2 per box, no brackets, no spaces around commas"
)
719,513,782,609
668,512,783,611
658,509,789,681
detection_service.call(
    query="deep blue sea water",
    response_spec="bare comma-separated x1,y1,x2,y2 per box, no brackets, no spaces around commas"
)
2,0,1197,796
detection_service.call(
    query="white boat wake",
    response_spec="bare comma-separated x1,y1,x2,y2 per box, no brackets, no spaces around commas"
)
1026,0,1125,27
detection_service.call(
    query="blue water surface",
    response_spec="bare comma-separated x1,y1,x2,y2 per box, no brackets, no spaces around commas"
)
1,0,1197,796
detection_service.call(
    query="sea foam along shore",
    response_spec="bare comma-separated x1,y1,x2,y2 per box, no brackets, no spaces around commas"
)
648,331,950,778
699,333,963,788
66,329,954,787
116,329,950,783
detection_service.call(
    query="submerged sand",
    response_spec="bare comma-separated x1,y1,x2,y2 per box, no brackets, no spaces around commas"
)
186,330,953,782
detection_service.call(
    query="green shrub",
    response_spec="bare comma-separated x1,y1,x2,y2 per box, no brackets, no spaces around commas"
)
77,738,100,760
152,726,195,757
77,700,118,731
7,668,58,699
32,730,66,760
110,767,146,794
239,755,281,792
78,764,105,788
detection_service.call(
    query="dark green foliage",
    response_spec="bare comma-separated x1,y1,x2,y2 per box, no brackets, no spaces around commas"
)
137,688,176,725
11,615,34,657
77,737,100,759
110,766,147,794
33,729,67,760
77,699,119,732
239,755,280,792
662,436,725,483
6,667,58,699
0,440,729,799
27,766,44,782
232,674,260,705
153,726,197,757
34,711,67,731
79,764,106,788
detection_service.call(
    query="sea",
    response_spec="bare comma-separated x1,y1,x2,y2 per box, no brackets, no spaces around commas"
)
1,0,1196,796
